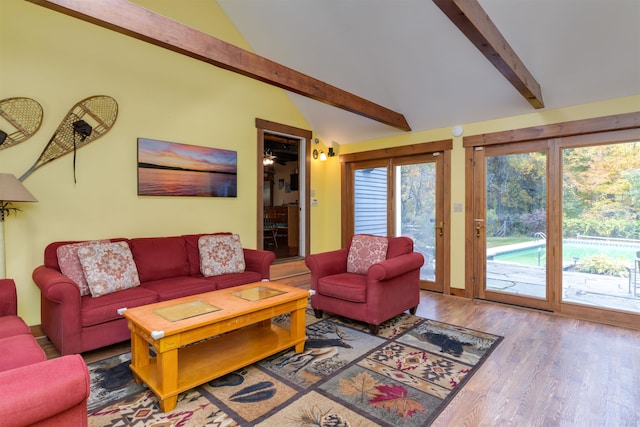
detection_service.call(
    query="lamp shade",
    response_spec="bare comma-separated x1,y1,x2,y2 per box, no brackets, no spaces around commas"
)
0,173,37,202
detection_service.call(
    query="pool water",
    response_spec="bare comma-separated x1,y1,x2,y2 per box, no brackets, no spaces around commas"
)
493,241,640,267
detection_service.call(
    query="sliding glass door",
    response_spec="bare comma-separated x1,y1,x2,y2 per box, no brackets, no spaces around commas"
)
561,140,640,314
475,143,552,310
470,123,640,328
348,154,445,291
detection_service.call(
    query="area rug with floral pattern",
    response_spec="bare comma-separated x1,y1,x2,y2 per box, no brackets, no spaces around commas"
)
87,309,502,426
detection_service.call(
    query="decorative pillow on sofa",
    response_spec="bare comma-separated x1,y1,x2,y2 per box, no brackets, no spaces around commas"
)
198,234,246,277
347,234,389,275
77,241,141,298
56,240,109,296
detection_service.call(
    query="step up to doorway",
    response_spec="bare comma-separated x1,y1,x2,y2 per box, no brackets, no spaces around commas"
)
270,259,309,289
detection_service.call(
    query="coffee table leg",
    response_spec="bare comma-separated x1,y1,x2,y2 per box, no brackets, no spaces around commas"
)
157,348,178,412
130,328,148,384
290,306,306,353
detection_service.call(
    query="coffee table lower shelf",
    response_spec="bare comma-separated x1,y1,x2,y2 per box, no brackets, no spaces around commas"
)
130,321,304,411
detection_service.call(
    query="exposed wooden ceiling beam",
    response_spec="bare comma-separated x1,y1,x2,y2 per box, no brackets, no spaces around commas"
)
26,0,411,132
433,0,544,109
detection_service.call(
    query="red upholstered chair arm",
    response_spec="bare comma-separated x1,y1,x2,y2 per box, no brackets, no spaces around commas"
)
0,354,90,427
305,248,349,289
368,252,425,281
0,279,18,317
32,266,82,306
243,248,276,279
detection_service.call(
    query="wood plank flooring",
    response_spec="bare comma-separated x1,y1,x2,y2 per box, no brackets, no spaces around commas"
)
37,284,640,425
417,292,640,426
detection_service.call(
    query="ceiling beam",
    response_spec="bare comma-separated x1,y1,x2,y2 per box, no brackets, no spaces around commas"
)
26,0,411,132
433,0,544,109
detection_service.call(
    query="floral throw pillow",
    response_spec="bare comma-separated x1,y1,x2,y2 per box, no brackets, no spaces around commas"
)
56,240,109,296
77,241,141,298
346,234,389,275
198,234,246,277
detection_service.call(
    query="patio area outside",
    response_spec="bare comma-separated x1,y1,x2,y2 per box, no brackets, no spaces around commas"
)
487,260,640,313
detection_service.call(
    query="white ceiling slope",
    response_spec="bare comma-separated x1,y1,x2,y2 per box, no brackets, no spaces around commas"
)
217,0,640,145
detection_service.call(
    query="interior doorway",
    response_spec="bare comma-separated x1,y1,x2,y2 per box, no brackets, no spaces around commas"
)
264,134,301,259
256,119,311,261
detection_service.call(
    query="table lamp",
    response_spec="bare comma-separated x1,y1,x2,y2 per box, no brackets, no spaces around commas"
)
0,173,37,278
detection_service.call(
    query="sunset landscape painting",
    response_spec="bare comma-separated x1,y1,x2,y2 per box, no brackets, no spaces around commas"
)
137,138,237,197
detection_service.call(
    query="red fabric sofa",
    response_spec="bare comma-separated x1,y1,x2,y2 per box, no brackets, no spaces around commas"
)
0,279,90,427
33,233,275,355
305,235,424,334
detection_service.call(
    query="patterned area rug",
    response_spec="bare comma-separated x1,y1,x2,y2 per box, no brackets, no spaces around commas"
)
87,309,502,426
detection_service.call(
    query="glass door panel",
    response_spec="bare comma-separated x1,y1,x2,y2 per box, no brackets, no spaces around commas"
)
484,150,548,302
561,142,640,313
353,166,388,236
396,162,437,282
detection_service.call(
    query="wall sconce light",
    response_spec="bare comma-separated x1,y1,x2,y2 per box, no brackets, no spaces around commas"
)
327,147,336,157
0,173,38,277
319,151,327,161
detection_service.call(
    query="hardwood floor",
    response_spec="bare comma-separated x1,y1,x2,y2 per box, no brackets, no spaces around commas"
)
37,284,640,425
417,292,640,427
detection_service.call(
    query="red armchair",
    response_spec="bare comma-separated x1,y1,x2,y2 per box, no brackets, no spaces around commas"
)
0,355,90,427
0,279,90,426
305,235,424,334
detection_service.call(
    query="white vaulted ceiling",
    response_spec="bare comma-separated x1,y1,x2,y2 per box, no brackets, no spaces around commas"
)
217,0,640,144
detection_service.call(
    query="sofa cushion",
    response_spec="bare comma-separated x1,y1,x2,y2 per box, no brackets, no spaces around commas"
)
141,277,217,301
317,273,367,303
43,238,129,270
78,241,141,297
56,240,109,296
0,315,31,339
0,334,47,372
80,287,158,327
347,234,388,275
129,236,189,282
183,233,233,276
204,271,263,290
199,234,246,277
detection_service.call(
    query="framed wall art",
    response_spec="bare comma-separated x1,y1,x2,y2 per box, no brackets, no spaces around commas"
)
137,138,237,197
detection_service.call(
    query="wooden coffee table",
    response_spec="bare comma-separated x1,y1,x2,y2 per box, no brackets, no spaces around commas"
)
122,281,309,412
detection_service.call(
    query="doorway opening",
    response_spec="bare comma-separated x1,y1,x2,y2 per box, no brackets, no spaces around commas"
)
264,134,301,259
256,119,311,262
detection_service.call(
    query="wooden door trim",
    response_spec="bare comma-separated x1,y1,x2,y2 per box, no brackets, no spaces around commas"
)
463,111,639,147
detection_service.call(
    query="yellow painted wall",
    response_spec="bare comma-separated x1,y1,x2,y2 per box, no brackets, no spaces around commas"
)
1,0,637,326
0,0,313,325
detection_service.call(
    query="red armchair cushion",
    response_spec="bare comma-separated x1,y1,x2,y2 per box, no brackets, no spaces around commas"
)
0,335,47,372
0,279,19,317
0,316,31,339
317,273,367,303
386,236,414,258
